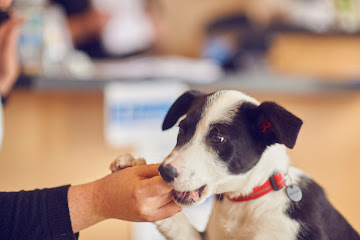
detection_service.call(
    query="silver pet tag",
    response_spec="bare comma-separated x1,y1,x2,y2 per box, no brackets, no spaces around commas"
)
286,185,303,202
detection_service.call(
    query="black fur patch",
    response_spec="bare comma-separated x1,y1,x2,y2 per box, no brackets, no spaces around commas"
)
287,177,360,240
242,101,303,149
162,90,206,131
202,100,303,174
169,93,267,175
176,95,208,146
205,118,266,175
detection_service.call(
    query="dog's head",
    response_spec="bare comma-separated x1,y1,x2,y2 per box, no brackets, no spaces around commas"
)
159,90,303,207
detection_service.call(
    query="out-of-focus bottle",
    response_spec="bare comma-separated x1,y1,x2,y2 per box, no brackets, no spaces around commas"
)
42,5,94,80
14,0,94,80
13,0,47,76
42,4,74,78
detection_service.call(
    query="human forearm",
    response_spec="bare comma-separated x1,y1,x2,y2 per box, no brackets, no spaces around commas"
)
67,181,106,233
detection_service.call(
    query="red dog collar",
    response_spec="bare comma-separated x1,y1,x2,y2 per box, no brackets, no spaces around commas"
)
226,173,285,202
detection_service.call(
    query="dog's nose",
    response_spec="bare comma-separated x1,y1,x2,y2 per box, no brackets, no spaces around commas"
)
158,164,178,183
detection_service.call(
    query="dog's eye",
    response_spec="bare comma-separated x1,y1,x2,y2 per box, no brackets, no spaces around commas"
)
210,134,225,143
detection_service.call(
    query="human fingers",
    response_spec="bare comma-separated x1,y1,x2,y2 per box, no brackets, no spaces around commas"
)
134,164,162,178
0,0,12,10
142,175,173,196
90,7,110,23
149,191,178,212
149,200,182,222
86,8,109,35
150,190,173,206
98,11,110,26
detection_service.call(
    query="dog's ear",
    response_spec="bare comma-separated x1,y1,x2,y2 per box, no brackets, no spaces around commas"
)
243,101,303,149
162,90,204,130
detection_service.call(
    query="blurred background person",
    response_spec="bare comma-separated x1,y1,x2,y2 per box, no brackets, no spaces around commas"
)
50,0,154,59
50,0,110,58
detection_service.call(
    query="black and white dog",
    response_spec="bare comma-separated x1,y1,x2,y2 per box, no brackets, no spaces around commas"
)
111,90,360,240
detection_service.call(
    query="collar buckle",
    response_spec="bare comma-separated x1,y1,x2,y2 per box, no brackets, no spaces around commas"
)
269,173,285,191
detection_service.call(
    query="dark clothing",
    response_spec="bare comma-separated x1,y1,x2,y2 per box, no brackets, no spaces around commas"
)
49,0,107,58
50,0,90,16
49,0,147,59
1,96,6,105
0,185,78,240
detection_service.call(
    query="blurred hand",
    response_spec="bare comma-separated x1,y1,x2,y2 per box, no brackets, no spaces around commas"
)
67,7,110,45
68,164,182,232
0,13,24,97
0,0,12,10
84,7,110,38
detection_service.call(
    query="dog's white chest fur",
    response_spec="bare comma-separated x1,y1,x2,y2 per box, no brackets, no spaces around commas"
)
206,190,300,240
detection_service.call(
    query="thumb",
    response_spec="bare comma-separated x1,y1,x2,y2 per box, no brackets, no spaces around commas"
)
151,201,182,222
135,164,161,178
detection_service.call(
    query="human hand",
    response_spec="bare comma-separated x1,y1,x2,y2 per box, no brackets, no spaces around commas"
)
0,12,24,97
67,7,110,45
84,7,110,37
0,0,12,10
68,164,182,233
93,163,182,222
